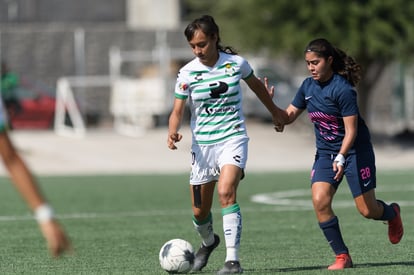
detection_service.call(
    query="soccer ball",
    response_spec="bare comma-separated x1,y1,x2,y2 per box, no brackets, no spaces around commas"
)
159,239,195,274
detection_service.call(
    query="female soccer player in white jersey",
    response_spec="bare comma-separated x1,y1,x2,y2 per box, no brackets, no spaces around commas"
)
272,38,403,270
167,15,282,274
0,100,71,257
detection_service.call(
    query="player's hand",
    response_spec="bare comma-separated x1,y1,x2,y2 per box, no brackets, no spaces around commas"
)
39,220,72,257
332,162,344,181
273,124,284,132
272,109,285,133
167,132,182,150
262,77,274,98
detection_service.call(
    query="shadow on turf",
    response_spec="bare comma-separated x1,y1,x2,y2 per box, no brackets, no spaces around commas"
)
241,261,414,273
355,261,414,268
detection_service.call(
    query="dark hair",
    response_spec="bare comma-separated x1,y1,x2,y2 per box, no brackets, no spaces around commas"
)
184,15,237,55
304,38,361,86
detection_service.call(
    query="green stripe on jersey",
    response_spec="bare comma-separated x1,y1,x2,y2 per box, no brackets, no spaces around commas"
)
195,130,246,145
189,70,209,76
199,109,239,118
197,116,240,126
203,99,240,108
192,80,240,94
195,124,239,135
194,91,240,103
190,74,241,89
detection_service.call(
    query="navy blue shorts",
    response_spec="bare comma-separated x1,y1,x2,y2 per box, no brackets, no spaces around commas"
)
311,151,376,198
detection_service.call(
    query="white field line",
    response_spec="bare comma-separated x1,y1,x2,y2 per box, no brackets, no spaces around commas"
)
1,185,412,222
251,184,414,207
0,207,311,223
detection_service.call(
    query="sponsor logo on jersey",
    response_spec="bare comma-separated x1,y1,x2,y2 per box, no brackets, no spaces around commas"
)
195,73,203,81
209,81,228,98
205,106,236,115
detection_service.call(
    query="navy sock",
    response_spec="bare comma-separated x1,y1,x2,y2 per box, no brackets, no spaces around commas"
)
319,216,348,255
376,200,397,221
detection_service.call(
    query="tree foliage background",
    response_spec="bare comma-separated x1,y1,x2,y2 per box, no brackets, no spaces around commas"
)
182,0,414,119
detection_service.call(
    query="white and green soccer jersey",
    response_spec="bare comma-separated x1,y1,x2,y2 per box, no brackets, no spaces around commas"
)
175,52,253,145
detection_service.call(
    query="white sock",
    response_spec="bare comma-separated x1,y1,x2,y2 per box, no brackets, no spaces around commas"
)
222,203,242,262
193,213,215,247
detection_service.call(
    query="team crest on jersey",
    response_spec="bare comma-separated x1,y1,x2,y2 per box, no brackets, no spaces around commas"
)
225,63,236,76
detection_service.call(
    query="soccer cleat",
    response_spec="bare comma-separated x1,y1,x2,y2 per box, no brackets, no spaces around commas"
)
217,261,243,274
327,253,353,270
388,203,404,244
191,234,220,271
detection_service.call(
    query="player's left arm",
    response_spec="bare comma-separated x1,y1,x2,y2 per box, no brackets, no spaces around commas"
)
244,75,287,130
340,115,358,156
245,74,275,111
333,115,358,180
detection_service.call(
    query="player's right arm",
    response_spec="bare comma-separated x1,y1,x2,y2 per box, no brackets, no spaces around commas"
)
167,98,186,150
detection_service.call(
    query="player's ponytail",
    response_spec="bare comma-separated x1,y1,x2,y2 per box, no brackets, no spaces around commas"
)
305,38,361,86
332,47,361,86
184,15,238,55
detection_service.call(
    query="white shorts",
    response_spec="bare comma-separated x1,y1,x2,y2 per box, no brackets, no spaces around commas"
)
189,137,249,185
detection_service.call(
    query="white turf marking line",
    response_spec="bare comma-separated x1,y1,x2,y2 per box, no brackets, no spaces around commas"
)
0,209,191,223
251,184,414,208
0,207,309,223
1,185,412,222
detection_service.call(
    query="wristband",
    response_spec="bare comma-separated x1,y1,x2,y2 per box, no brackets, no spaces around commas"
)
334,153,346,167
34,204,54,223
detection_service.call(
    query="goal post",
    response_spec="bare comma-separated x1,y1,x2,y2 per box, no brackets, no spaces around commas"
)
54,33,193,138
54,75,171,138
54,75,112,138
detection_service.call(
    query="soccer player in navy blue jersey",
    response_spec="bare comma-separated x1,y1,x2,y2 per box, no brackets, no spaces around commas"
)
272,38,404,270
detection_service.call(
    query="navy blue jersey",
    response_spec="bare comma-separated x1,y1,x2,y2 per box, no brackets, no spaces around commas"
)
292,74,372,154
